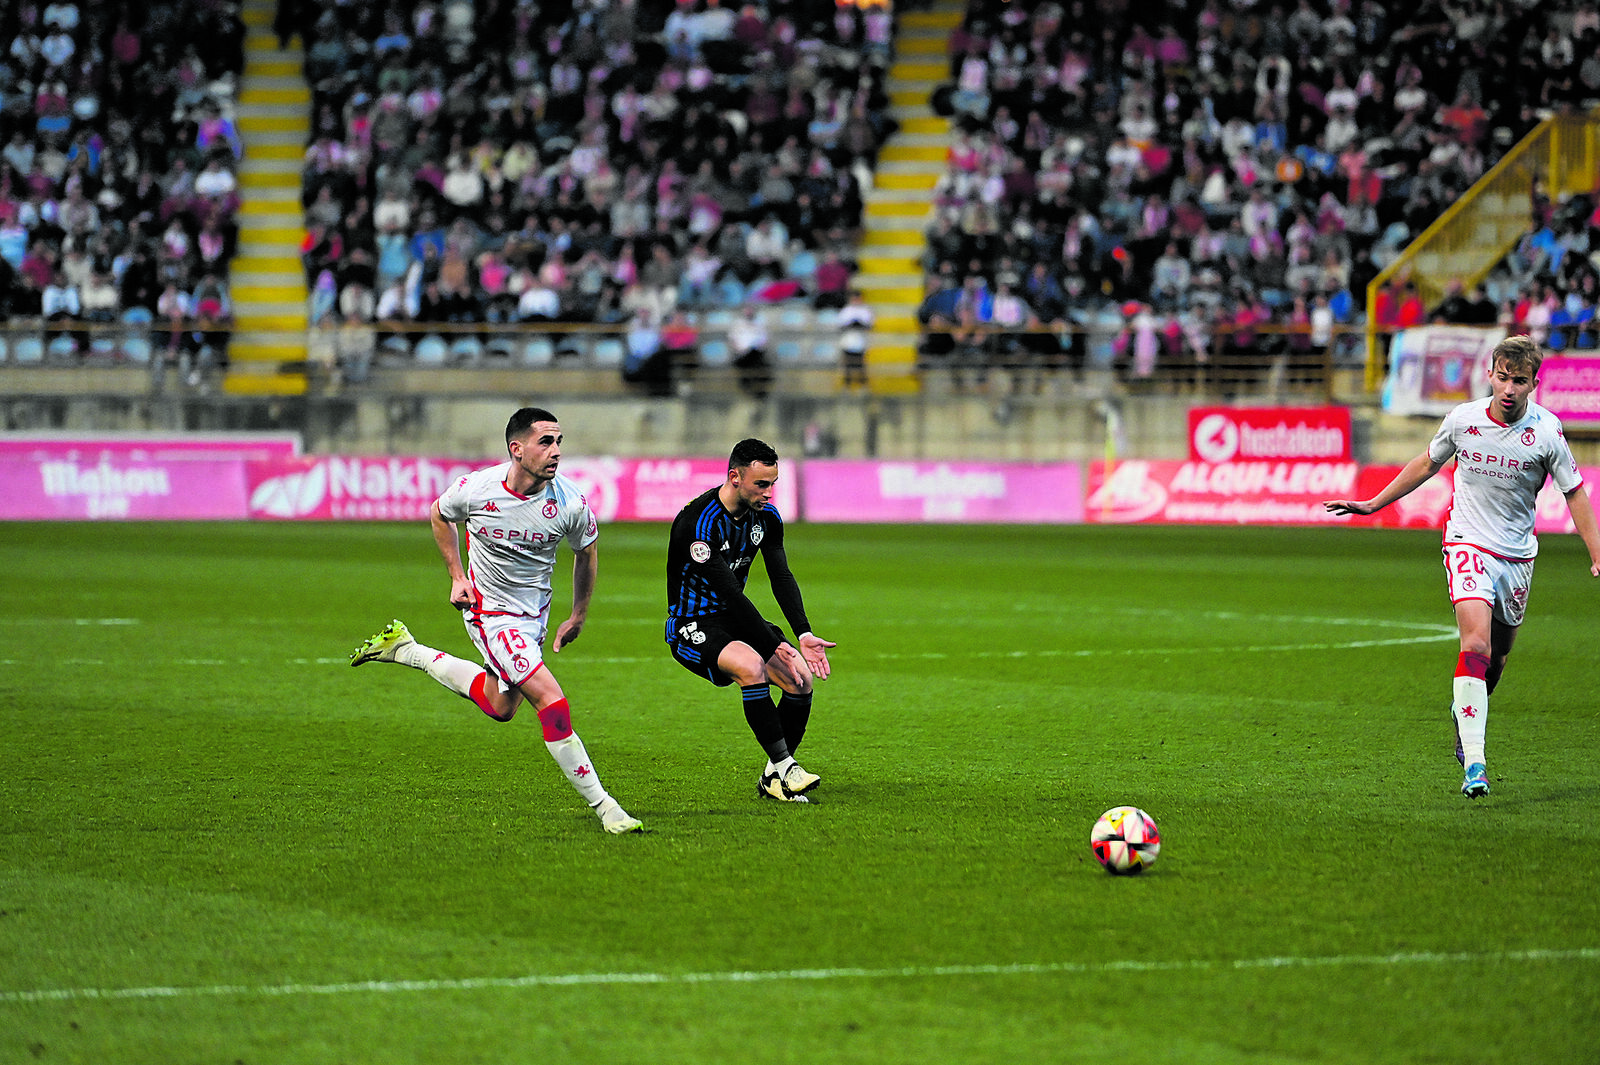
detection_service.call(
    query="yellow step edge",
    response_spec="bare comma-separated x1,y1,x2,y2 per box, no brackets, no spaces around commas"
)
876,315,920,332
864,202,930,219
237,174,302,190
239,202,302,217
234,225,305,242
863,228,923,245
239,115,308,132
879,145,946,162
874,172,939,191
241,88,311,105
889,90,930,108
860,287,923,304
233,255,304,271
230,343,306,360
249,60,301,77
901,12,962,29
899,116,949,135
899,38,947,56
234,315,310,331
892,61,947,80
233,284,307,301
245,143,304,160
858,257,920,274
224,372,310,396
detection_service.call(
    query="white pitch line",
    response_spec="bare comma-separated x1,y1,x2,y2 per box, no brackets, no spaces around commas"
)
0,614,1457,671
4,947,1595,1005
0,618,141,626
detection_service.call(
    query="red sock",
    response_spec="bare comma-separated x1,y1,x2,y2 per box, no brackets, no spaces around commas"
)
470,673,514,721
1456,652,1490,680
537,699,574,741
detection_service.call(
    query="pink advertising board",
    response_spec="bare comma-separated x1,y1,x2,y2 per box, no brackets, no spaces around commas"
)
0,455,249,519
801,461,1083,523
1085,460,1367,525
1187,406,1351,463
243,455,797,522
1535,356,1600,427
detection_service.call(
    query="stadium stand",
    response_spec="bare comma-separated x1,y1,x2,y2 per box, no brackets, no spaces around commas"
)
0,0,247,386
915,0,1600,394
283,0,899,389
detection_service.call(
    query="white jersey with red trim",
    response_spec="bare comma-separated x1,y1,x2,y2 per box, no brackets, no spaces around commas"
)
1427,399,1583,560
435,463,598,617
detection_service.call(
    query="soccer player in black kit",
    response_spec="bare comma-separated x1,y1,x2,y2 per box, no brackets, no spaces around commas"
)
667,438,837,801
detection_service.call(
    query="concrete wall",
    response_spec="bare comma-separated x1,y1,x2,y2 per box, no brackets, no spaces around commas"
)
6,366,1597,465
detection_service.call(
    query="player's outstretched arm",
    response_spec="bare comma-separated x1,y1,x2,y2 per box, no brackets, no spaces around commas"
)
1562,484,1600,577
554,541,597,651
1324,451,1444,517
797,631,836,680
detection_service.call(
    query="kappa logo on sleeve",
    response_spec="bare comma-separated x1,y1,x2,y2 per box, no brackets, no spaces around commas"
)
690,540,711,563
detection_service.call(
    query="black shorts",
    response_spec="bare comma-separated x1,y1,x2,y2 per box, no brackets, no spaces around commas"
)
666,614,785,686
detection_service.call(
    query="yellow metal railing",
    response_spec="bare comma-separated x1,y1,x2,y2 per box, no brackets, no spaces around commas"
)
1364,109,1600,391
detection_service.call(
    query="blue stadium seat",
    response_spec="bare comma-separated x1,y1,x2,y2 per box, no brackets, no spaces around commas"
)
414,335,448,365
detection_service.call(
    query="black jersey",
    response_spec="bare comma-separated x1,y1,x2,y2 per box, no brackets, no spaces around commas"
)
666,485,811,642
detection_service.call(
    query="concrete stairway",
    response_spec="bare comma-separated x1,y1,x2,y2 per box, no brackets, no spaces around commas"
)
856,1,959,393
225,0,310,396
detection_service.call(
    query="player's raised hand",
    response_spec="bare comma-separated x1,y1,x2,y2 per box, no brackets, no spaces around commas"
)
798,632,836,680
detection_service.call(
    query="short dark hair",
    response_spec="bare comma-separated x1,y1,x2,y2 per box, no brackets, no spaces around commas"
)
505,406,558,444
728,437,778,471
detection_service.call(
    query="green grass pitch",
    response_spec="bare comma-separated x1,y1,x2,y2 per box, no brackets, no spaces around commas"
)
2,520,1597,1063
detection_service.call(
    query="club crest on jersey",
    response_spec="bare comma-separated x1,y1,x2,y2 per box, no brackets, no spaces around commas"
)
543,499,559,518
690,540,711,563
751,524,765,545
1521,428,1536,447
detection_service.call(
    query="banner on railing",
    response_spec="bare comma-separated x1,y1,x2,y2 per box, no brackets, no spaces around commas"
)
0,456,250,519
1187,406,1351,463
244,455,797,523
1086,459,1389,525
0,435,298,520
801,460,1083,523
1381,326,1504,417
1535,356,1600,428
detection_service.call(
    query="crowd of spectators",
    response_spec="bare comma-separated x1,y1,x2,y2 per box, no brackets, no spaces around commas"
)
914,0,1600,394
0,0,247,385
284,0,899,388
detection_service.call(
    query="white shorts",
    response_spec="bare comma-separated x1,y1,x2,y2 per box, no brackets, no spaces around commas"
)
1441,543,1533,627
462,609,548,688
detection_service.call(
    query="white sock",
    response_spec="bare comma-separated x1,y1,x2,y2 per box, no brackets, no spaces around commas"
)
546,733,609,807
773,756,795,776
396,641,482,698
1453,675,1489,766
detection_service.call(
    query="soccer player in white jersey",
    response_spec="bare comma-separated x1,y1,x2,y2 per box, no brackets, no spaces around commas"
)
350,407,643,834
1324,335,1600,798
